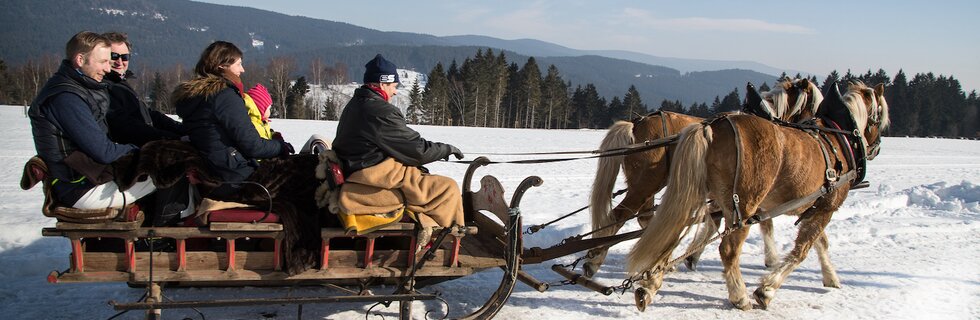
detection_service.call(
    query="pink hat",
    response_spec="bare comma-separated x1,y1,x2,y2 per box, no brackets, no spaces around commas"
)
248,83,273,120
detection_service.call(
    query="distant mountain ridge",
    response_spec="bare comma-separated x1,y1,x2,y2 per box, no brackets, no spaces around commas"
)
0,0,780,105
443,35,801,75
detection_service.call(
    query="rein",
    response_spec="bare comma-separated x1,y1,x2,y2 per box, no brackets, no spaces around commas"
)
452,134,680,165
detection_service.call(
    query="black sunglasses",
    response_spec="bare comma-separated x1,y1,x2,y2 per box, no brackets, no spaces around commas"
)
111,52,130,61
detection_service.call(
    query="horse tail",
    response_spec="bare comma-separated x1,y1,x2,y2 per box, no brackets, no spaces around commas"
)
590,121,635,236
627,122,712,275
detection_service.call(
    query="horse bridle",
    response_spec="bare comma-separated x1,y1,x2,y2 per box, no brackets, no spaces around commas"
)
865,93,885,160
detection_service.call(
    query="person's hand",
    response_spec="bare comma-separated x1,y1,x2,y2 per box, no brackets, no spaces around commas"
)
280,141,295,158
271,131,284,141
447,145,464,160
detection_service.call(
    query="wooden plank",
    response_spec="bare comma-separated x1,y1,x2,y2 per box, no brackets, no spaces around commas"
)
210,223,283,232
124,267,476,282
55,221,141,230
42,227,284,240
321,223,416,238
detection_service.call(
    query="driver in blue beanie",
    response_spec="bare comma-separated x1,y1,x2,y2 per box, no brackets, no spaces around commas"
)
332,54,465,234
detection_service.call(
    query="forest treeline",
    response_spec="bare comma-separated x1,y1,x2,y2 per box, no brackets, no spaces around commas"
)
0,49,975,137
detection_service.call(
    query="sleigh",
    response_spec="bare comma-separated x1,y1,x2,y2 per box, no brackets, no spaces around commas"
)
29,155,541,320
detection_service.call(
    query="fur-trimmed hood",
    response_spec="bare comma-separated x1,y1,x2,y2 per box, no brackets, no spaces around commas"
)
172,75,235,105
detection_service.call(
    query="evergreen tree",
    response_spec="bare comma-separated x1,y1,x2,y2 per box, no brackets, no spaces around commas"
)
422,62,449,125
518,57,542,128
446,60,466,126
320,97,339,121
490,51,510,127
822,70,841,91
604,96,624,127
888,70,913,136
689,102,711,118
709,96,722,115
570,84,604,128
623,85,645,118
286,76,310,119
501,62,521,128
716,88,741,112
658,99,684,113
759,82,771,93
541,64,569,128
0,59,9,104
406,81,424,124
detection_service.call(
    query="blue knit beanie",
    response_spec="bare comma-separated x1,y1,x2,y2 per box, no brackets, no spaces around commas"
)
363,54,399,83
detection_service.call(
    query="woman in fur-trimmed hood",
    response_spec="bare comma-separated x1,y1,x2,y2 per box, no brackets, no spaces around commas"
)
173,41,292,198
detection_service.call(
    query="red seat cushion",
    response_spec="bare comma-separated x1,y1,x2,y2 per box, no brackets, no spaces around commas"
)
209,209,280,223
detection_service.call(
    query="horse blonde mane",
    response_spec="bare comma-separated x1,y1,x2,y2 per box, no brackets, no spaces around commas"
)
800,79,824,118
842,81,890,150
762,78,824,122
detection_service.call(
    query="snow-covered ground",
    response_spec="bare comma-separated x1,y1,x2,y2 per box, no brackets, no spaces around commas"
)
0,105,977,319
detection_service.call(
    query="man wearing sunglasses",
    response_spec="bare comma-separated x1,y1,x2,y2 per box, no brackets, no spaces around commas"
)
28,31,156,210
102,32,189,227
102,32,184,146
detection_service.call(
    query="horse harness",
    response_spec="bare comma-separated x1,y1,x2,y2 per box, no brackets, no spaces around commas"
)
708,112,867,229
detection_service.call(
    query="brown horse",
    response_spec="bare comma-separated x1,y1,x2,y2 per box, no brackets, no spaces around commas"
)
624,81,889,311
584,78,823,277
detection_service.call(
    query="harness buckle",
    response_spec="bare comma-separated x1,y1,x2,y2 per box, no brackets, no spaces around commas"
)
825,169,838,182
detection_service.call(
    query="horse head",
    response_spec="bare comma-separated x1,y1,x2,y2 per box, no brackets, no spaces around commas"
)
841,81,890,160
861,83,889,160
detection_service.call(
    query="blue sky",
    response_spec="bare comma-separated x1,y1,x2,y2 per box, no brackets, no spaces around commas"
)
197,0,980,93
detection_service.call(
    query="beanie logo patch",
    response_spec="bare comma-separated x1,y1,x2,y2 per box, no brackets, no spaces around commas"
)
380,74,397,83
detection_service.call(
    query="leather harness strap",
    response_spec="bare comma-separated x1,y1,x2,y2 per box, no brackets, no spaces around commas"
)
746,170,857,226
722,115,745,229
659,111,672,166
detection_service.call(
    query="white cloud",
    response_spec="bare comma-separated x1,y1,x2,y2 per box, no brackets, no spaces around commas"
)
619,8,816,34
481,3,567,39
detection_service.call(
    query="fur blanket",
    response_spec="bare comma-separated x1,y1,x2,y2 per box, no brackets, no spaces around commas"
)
114,140,325,275
338,158,463,233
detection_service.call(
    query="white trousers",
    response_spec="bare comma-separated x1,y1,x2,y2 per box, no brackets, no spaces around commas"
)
72,179,157,209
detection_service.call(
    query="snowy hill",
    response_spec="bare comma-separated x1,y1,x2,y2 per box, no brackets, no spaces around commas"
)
306,68,426,117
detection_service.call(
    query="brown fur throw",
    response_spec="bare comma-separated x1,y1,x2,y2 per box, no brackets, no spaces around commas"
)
113,140,327,275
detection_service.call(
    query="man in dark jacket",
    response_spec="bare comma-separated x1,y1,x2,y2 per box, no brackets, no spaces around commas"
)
102,32,188,225
102,32,183,146
334,54,463,175
28,31,155,209
333,54,465,233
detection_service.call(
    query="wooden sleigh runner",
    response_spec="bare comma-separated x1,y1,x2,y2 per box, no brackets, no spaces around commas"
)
27,155,540,320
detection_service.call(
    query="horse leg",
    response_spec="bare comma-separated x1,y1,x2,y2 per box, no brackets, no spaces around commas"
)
633,268,666,312
814,231,841,288
760,219,780,268
720,226,753,310
684,209,720,271
583,190,655,277
754,209,832,309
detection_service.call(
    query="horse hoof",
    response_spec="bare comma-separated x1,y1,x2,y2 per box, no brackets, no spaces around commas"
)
582,262,598,278
753,287,773,310
634,288,653,312
684,256,699,271
731,296,753,311
764,260,777,269
823,278,841,288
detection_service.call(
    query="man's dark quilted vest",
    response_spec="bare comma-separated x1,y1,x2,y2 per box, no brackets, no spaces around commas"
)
28,60,111,182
